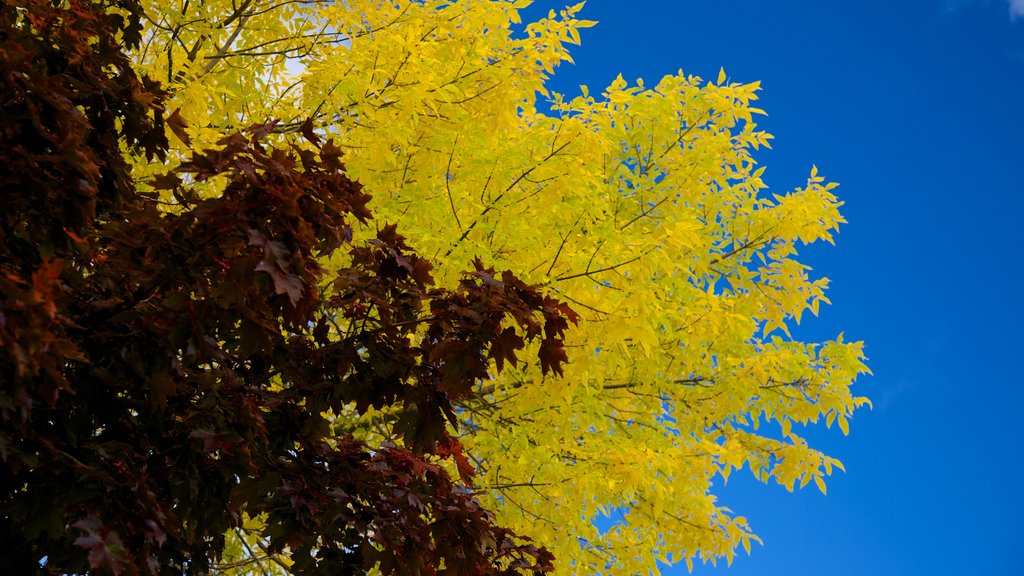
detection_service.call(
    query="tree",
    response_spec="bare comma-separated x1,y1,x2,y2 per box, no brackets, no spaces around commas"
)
74,0,868,573
129,1,872,573
0,0,574,573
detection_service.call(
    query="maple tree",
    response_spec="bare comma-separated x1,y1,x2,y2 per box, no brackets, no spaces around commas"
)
0,0,573,573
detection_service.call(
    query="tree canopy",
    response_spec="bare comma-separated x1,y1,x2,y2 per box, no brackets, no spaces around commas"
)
1,0,570,573
1,0,870,574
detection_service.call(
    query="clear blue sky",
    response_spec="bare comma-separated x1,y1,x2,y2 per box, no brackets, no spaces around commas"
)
522,1,1024,574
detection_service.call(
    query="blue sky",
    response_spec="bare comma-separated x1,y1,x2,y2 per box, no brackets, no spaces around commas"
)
522,1,1024,574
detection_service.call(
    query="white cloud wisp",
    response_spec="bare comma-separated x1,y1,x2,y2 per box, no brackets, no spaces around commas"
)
1011,0,1024,19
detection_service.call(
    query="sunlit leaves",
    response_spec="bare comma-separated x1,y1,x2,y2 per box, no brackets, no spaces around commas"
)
126,0,870,574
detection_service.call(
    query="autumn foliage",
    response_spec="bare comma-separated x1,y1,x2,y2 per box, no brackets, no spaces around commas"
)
2,0,872,572
0,0,574,573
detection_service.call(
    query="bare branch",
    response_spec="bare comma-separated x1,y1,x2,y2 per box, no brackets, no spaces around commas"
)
445,135,463,229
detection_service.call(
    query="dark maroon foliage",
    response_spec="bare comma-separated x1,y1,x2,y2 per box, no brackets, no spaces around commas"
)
0,0,574,573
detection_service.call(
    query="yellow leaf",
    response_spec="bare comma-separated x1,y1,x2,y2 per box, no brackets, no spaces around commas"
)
813,475,827,495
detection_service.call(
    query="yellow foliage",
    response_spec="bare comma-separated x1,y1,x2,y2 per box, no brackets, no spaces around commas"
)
130,0,869,573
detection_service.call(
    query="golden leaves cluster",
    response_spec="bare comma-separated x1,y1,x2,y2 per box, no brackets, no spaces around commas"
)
130,1,869,573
